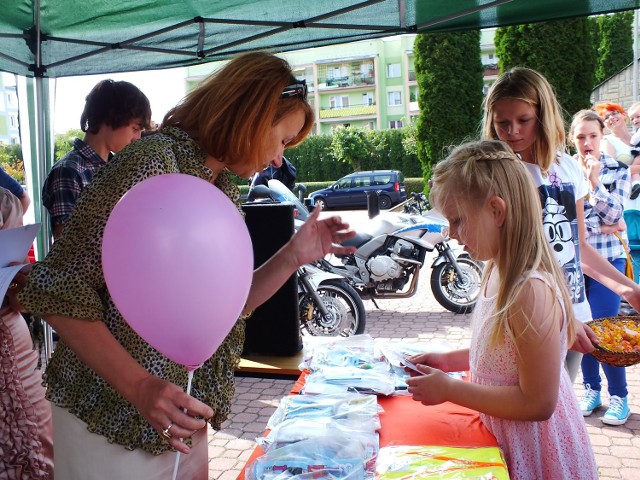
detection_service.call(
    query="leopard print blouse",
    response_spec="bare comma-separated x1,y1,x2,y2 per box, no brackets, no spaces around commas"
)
19,127,247,455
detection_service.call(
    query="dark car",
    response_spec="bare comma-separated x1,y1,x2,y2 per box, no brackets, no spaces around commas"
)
309,170,406,210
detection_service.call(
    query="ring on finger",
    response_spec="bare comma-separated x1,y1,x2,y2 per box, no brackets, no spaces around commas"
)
162,422,173,439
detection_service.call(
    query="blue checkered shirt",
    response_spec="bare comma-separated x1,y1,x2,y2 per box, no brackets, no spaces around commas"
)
42,138,109,229
580,152,630,261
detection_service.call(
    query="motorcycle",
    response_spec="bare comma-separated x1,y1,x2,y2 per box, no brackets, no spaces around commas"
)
312,192,484,314
245,180,366,336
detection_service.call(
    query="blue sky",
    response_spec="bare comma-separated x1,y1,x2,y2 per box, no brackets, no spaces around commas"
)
52,67,186,134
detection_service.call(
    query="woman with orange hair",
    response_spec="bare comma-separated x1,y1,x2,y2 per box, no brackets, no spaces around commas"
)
18,51,356,479
594,102,640,199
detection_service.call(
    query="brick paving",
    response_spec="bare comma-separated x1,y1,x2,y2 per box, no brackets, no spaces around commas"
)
207,210,640,480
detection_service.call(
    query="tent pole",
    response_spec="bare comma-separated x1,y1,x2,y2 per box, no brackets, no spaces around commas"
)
634,9,638,103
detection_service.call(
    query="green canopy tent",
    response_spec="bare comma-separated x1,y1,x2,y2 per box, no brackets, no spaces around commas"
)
1,0,639,357
2,0,639,237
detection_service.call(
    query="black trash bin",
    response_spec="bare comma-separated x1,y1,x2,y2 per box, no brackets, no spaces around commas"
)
366,190,380,219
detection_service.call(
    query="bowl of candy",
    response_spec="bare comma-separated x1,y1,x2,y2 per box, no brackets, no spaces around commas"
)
586,317,640,367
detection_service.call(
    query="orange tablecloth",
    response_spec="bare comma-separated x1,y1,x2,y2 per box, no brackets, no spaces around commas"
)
236,372,497,479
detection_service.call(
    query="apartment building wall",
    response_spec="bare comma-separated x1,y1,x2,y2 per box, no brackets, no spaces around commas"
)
0,73,20,145
185,31,498,135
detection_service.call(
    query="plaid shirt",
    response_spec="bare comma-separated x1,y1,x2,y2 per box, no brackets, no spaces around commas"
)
42,138,110,228
580,152,630,261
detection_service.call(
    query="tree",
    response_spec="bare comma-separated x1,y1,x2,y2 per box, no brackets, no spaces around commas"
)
54,129,83,162
413,31,484,183
593,12,633,84
330,126,371,171
495,18,595,117
0,144,25,184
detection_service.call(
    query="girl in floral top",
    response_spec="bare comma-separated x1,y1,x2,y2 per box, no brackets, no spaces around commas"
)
18,52,356,479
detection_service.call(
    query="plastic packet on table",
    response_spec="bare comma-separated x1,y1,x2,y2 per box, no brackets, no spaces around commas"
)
267,392,380,430
378,341,466,393
375,445,509,480
300,334,382,372
257,417,379,451
301,366,396,396
246,431,378,480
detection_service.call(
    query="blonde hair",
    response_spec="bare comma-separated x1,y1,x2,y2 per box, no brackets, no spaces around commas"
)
568,110,605,146
163,51,314,172
430,140,576,348
482,68,566,175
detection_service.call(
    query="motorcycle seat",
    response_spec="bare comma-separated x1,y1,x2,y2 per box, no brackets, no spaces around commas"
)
341,232,373,249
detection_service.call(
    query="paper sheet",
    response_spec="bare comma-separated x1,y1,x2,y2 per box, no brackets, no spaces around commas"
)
0,223,40,302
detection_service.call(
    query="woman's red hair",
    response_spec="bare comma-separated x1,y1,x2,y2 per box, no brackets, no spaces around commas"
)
594,102,626,118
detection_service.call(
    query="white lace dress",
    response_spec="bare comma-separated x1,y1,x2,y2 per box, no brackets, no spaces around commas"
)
469,271,598,479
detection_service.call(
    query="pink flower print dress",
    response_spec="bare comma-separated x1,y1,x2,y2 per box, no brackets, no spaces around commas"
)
469,271,598,480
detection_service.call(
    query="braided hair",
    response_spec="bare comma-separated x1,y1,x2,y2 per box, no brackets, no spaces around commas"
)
430,140,576,349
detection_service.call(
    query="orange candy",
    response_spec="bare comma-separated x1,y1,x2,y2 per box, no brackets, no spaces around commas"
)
592,320,640,353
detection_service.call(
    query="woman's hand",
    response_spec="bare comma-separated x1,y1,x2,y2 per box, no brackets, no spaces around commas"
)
405,365,452,405
288,206,356,266
132,374,213,454
3,263,32,313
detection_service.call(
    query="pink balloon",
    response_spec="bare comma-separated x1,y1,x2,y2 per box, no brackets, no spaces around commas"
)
102,174,253,369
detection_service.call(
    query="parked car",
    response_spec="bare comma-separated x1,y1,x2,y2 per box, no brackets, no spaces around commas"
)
309,170,406,210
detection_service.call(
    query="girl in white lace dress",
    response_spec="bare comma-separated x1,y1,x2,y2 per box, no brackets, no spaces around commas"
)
406,141,598,479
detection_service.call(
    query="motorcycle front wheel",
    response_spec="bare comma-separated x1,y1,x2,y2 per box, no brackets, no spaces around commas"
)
299,279,366,336
430,257,483,314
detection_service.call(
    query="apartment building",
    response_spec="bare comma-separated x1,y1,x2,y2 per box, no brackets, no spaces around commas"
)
0,72,20,145
187,31,500,135
186,35,420,135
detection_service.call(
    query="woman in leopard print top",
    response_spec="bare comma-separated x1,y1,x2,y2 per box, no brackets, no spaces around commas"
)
19,52,356,479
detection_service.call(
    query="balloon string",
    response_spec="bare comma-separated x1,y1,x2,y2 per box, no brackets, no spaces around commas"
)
172,369,195,480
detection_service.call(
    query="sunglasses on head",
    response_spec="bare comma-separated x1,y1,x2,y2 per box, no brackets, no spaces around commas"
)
281,79,307,100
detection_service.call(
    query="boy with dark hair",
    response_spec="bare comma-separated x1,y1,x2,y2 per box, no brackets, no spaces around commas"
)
43,79,151,239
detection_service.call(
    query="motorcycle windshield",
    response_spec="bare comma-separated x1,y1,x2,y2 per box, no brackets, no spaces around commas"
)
267,179,310,221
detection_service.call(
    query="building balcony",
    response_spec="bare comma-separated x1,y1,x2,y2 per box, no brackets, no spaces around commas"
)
318,74,376,89
319,104,377,119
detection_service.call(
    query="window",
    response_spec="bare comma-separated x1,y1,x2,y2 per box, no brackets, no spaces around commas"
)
336,177,353,189
10,136,19,145
488,53,494,60
6,92,17,106
354,176,371,188
387,63,401,78
9,115,18,128
361,62,373,74
373,174,392,185
366,121,375,130
390,120,404,129
362,92,373,105
330,95,350,108
388,91,402,106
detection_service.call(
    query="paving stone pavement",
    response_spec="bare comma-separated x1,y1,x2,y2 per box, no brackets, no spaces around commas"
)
207,209,640,480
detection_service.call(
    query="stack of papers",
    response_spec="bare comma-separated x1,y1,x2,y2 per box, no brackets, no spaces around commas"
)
0,223,40,302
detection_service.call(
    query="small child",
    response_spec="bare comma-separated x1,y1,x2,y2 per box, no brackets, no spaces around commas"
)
628,101,640,168
406,140,598,479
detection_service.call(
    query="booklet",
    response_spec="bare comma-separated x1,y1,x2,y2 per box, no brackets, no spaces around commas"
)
0,223,40,302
